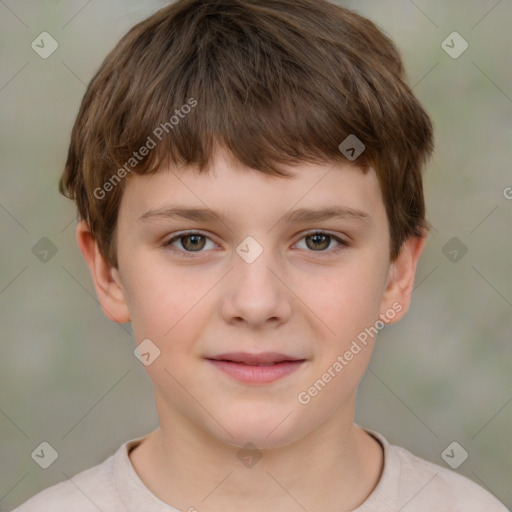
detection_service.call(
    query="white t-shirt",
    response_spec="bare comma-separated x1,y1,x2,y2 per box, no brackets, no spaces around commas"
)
12,429,507,511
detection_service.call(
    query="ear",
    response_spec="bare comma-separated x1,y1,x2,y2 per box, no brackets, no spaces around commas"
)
76,220,131,324
379,234,427,324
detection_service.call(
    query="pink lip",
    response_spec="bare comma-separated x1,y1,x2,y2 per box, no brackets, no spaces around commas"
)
206,352,306,384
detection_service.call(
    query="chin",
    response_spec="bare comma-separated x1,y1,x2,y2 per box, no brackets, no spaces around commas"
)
209,404,313,450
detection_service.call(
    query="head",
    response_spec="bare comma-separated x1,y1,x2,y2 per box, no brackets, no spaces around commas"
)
61,0,433,448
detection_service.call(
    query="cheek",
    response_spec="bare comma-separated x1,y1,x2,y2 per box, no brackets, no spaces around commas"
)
124,260,212,346
127,267,211,391
305,256,387,340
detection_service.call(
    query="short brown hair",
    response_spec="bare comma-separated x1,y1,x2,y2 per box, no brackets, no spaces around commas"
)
59,0,434,268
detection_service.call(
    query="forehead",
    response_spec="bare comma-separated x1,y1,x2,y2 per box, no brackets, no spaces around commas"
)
119,153,385,228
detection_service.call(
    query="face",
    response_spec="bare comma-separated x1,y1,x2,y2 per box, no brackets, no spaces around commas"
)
83,148,422,449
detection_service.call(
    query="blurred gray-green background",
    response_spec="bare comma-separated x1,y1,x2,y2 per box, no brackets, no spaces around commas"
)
1,0,511,510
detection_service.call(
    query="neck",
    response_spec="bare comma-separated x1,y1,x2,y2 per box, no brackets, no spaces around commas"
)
129,396,383,511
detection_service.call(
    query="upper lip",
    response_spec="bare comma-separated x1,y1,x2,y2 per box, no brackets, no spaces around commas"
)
207,352,305,365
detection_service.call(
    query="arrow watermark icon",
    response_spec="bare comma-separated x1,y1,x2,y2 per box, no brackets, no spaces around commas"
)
236,236,263,264
134,339,161,366
31,441,59,469
338,134,365,161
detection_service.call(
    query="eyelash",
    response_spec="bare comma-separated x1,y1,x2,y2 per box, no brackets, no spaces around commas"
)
162,230,349,258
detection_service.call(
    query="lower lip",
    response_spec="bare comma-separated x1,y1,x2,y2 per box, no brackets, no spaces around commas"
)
207,359,306,384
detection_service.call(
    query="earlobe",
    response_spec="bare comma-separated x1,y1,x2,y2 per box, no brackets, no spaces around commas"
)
380,234,427,324
76,220,131,324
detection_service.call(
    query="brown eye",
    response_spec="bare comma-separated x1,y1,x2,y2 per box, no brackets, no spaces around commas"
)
295,231,347,254
180,234,206,251
305,233,331,251
166,232,215,254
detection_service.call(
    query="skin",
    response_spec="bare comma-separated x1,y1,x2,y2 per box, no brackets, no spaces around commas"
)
77,146,426,511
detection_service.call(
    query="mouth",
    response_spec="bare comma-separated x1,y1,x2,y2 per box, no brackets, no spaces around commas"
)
206,352,307,384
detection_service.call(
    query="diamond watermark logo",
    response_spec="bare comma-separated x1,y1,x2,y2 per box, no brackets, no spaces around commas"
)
31,441,59,469
134,338,161,366
441,32,468,59
237,442,262,468
338,135,366,161
236,236,263,264
31,32,59,59
32,237,58,263
442,237,468,263
441,441,468,469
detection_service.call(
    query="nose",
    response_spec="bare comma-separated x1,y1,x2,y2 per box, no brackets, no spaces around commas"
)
219,245,292,329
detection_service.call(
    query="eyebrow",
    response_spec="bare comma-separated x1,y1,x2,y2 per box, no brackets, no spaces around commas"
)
138,205,373,226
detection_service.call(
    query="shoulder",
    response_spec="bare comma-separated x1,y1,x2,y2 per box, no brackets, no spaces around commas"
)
11,451,118,512
392,442,508,511
361,428,508,512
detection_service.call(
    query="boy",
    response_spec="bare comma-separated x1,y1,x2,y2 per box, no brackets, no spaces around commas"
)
13,0,507,510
